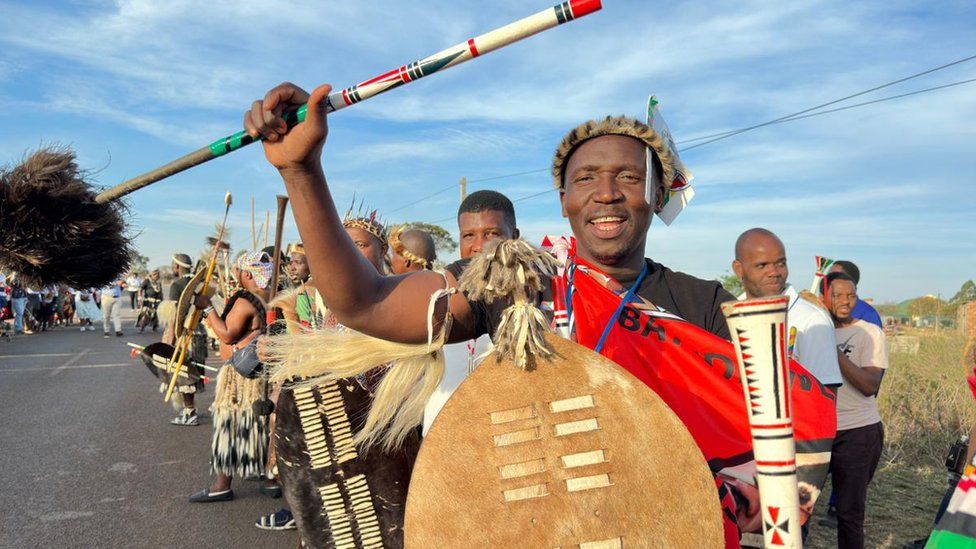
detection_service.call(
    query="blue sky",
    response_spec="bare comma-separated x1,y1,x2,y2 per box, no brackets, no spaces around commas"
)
1,0,973,302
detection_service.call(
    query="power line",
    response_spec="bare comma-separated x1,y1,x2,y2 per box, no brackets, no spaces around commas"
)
491,76,976,210
467,167,549,183
416,55,976,222
678,53,976,151
759,77,976,124
513,189,556,203
385,181,459,215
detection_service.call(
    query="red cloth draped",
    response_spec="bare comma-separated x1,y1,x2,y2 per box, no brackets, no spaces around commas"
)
561,250,837,546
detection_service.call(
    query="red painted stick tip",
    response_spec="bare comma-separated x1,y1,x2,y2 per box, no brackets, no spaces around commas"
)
569,0,602,17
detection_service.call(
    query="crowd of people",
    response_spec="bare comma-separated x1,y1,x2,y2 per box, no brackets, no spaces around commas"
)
0,270,165,337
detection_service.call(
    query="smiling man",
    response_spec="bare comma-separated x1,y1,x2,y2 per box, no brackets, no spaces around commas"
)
243,82,768,543
732,227,842,388
553,118,735,339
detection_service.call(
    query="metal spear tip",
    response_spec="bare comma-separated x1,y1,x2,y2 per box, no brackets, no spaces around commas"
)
225,191,233,207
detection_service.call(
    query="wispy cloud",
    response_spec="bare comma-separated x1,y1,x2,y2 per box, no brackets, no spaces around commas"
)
1,0,973,301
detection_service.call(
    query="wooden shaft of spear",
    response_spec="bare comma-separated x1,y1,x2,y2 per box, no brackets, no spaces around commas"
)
164,193,233,402
267,195,289,313
92,0,601,204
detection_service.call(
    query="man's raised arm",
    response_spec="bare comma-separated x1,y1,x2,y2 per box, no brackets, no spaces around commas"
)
244,82,476,344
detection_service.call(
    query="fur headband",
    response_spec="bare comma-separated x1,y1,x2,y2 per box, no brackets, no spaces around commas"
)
551,115,675,193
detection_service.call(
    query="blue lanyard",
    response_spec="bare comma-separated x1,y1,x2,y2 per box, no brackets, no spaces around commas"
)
593,261,649,354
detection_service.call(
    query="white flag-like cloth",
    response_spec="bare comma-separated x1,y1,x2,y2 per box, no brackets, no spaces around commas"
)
646,95,694,225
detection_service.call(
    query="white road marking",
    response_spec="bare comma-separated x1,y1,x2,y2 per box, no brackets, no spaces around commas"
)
40,511,95,522
0,353,87,358
50,348,92,377
0,362,130,373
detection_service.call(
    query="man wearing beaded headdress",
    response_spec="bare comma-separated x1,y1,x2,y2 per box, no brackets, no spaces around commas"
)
162,253,209,426
388,226,436,274
342,207,388,276
253,241,320,532
243,83,837,546
188,250,273,503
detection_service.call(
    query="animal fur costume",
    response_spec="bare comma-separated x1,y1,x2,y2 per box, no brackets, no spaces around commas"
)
262,280,319,478
266,293,431,549
157,273,208,410
209,289,269,479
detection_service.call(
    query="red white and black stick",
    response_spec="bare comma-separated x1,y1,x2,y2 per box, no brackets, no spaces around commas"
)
722,296,802,548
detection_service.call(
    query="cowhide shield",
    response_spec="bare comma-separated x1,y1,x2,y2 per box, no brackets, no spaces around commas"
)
276,377,420,549
139,342,205,389
174,268,209,340
405,333,724,548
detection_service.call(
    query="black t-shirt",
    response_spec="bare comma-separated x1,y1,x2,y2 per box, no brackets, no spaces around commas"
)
141,279,163,301
169,274,191,301
448,257,735,341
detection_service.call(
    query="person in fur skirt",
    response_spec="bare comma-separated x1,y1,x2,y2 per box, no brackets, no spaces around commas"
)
188,251,273,503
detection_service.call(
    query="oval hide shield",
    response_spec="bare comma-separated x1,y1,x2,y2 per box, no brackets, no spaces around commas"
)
174,268,209,341
405,333,724,548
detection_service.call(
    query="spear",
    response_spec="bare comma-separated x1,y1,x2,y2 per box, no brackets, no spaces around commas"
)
0,0,601,288
163,191,233,402
250,196,257,251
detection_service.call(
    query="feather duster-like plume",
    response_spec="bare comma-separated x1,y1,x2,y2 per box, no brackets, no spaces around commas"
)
458,238,559,370
205,223,232,250
0,146,133,287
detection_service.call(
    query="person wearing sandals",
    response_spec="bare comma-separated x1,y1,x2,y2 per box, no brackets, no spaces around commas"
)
254,243,316,531
188,251,273,503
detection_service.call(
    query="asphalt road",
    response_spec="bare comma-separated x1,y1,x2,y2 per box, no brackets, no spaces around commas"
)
0,306,292,548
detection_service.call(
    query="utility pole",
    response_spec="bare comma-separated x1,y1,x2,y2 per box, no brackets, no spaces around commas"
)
459,176,467,205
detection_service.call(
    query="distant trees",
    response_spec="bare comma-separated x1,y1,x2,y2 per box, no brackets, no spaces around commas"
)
129,251,150,274
717,271,744,297
399,222,458,255
908,295,946,319
951,280,976,305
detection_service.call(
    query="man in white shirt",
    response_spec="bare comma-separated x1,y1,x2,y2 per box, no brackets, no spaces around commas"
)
100,279,124,337
732,228,842,388
824,271,887,549
125,272,142,309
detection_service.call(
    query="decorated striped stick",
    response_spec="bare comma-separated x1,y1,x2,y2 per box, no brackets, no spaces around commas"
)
809,255,835,295
94,0,602,204
127,343,219,374
722,296,802,549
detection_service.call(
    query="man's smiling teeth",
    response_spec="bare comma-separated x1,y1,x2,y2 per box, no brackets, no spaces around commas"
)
590,216,625,232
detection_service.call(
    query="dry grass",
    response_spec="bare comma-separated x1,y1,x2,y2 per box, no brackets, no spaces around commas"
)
880,329,973,465
805,328,973,548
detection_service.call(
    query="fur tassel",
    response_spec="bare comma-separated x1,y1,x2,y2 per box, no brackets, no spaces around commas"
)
266,320,449,451
358,351,445,452
268,286,302,316
493,302,554,370
212,364,265,413
458,239,558,304
458,239,558,369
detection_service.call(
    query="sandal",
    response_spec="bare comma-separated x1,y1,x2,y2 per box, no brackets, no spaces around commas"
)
255,508,296,530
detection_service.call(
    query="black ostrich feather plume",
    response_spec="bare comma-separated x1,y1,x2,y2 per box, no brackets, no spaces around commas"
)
0,146,133,287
